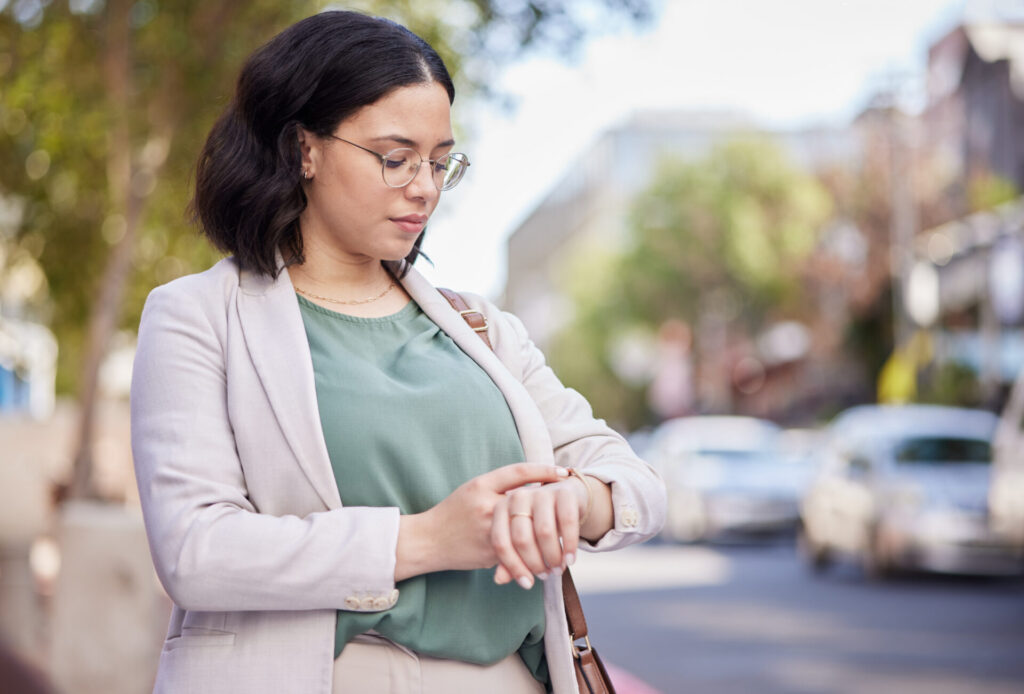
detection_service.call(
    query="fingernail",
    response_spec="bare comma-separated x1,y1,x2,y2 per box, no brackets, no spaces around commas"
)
517,576,534,590
538,571,549,579
551,566,563,577
565,553,576,566
556,467,569,477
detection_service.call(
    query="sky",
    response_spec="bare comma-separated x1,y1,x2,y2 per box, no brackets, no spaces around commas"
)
415,0,970,300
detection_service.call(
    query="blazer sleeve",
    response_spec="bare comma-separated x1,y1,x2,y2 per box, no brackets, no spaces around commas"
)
472,295,667,552
130,281,400,613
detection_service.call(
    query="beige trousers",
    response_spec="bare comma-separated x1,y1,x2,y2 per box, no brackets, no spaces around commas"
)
332,633,546,694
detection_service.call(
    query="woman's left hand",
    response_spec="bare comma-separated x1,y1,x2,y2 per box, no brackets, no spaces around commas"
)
490,476,588,589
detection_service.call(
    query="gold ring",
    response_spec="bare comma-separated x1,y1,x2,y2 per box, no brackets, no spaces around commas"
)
510,512,533,519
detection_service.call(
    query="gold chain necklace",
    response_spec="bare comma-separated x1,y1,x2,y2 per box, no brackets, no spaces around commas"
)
295,279,397,305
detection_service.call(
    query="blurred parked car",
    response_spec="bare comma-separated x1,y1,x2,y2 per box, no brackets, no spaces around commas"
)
800,404,1024,578
992,369,1024,552
647,416,811,542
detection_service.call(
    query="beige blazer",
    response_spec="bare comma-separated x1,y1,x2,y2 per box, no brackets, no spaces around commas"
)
130,257,665,694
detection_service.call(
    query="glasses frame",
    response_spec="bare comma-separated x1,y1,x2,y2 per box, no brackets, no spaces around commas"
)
327,135,470,191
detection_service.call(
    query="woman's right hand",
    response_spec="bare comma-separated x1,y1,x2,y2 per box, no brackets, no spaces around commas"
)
394,463,568,582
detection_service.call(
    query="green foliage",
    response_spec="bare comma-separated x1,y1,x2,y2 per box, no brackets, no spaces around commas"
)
0,0,653,394
620,138,832,326
548,138,834,429
1,0,310,392
917,361,982,408
968,172,1019,213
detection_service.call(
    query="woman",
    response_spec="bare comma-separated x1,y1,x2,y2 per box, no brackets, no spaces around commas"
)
130,10,665,694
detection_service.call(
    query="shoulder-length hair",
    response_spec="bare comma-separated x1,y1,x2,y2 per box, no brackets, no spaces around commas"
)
190,11,455,278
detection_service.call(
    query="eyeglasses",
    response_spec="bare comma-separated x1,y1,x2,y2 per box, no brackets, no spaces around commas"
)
328,135,470,191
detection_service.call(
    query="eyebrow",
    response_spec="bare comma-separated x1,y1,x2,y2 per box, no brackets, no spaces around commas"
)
371,135,456,149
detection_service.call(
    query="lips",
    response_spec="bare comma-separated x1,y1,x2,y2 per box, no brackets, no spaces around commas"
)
390,214,428,234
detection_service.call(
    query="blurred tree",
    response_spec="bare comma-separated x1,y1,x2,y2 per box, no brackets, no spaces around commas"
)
917,360,983,408
0,0,654,500
548,138,833,429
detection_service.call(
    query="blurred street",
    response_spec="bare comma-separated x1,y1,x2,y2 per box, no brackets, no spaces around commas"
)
573,541,1024,694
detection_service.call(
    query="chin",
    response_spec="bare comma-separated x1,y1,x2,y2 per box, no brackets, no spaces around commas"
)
378,247,415,263
379,238,422,263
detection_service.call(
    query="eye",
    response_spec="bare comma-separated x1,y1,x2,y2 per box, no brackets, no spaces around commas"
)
383,148,417,170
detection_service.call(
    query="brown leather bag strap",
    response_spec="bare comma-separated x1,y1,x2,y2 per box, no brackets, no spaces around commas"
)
561,569,589,640
437,288,493,350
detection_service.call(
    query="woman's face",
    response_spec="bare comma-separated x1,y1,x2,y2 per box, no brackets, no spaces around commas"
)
298,81,454,265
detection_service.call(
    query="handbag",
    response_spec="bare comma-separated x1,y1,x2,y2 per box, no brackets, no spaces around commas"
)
438,288,617,694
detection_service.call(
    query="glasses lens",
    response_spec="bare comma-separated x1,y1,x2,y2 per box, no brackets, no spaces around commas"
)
381,149,421,188
435,154,469,191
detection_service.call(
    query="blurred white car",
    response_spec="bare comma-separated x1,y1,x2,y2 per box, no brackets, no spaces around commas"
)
647,416,811,541
800,404,1024,577
992,370,1024,551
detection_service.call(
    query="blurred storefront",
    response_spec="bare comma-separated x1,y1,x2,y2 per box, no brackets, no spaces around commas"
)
909,197,1024,402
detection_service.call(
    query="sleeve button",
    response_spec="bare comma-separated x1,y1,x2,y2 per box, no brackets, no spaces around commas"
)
344,597,360,610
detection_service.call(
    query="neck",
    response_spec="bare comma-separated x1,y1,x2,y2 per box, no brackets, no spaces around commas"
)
288,235,393,295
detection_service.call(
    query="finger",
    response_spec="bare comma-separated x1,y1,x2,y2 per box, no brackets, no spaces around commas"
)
532,492,564,573
494,563,513,585
556,485,581,568
491,497,535,589
483,463,568,494
507,493,548,577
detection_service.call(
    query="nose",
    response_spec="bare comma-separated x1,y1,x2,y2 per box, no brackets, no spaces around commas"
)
405,159,439,199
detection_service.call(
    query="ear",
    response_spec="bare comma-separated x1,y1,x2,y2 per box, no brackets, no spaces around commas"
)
297,126,320,178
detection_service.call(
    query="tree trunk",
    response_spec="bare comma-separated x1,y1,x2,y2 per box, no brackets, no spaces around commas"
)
66,0,136,501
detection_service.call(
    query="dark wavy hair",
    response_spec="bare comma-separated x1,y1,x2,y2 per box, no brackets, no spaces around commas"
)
190,11,455,278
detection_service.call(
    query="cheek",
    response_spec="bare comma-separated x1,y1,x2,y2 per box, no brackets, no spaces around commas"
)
324,172,382,218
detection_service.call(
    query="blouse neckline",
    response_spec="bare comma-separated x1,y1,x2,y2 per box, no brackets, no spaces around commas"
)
296,293,418,324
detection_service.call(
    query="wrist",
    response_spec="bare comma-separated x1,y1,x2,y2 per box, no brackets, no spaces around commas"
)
395,511,436,581
566,468,593,525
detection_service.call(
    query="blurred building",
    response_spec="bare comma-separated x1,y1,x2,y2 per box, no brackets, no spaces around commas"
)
925,21,1024,200
910,197,1024,399
898,18,1024,405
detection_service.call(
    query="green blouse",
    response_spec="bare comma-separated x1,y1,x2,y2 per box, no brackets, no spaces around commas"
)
297,294,547,686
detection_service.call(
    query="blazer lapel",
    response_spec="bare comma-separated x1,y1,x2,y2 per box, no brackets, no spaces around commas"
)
400,267,556,465
236,263,342,510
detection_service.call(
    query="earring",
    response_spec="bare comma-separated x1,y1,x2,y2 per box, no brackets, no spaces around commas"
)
302,170,310,180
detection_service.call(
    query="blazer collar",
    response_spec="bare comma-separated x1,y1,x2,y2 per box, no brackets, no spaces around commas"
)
236,258,342,510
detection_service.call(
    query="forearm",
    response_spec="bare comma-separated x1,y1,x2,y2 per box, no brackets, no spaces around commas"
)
142,503,400,612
